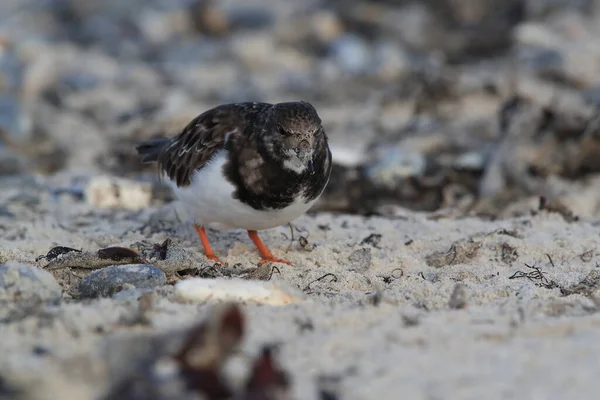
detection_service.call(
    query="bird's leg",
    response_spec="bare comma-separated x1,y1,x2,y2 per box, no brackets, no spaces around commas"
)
247,230,292,265
194,225,222,264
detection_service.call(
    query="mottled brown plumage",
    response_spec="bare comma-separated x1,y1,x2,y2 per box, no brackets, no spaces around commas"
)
135,101,332,265
136,101,331,210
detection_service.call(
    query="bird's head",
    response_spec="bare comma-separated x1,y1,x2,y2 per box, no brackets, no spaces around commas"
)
264,101,325,175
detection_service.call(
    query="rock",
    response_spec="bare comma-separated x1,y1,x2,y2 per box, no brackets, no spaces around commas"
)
78,264,166,299
0,261,61,303
174,278,303,306
364,144,428,187
448,283,468,309
347,248,372,272
453,151,486,171
0,147,27,176
84,176,154,211
111,287,154,301
329,34,371,74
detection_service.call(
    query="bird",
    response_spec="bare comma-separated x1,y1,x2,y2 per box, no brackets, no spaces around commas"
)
135,101,332,266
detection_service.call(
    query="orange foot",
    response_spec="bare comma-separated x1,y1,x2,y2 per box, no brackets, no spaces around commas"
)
248,230,293,266
194,225,223,264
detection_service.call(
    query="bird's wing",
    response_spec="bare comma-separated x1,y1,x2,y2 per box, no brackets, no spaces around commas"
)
157,103,269,187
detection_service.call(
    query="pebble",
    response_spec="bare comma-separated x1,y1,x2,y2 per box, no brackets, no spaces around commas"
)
364,145,427,188
174,278,303,306
347,248,372,272
112,287,154,301
448,283,468,309
0,147,27,176
0,261,61,303
329,34,371,74
84,176,154,211
78,264,166,299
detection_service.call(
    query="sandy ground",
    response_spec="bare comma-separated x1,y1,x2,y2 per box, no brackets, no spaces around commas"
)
2,173,600,399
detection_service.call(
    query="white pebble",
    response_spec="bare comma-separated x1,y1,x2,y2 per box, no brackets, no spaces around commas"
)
174,278,304,306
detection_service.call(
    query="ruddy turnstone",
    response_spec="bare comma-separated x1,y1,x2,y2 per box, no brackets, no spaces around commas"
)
136,101,332,265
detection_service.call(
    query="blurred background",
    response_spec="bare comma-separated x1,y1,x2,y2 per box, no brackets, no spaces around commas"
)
1,0,600,219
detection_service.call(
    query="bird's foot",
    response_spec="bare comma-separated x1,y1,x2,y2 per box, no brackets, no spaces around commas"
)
205,253,223,264
258,256,292,266
247,230,293,267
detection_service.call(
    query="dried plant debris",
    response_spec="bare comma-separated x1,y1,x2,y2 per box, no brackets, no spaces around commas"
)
425,239,482,268
360,233,382,248
239,264,282,281
97,247,148,263
508,264,560,290
560,270,600,297
35,246,82,262
104,303,292,400
298,236,315,252
580,250,595,263
152,238,172,261
303,273,339,294
538,196,578,222
41,246,148,270
500,242,519,265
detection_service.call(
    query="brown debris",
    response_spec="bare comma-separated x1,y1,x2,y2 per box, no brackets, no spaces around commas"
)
41,246,148,271
500,242,519,265
560,270,600,297
97,247,148,263
174,303,245,399
425,239,482,268
360,233,382,248
538,196,578,223
152,238,172,261
242,346,290,400
104,303,293,400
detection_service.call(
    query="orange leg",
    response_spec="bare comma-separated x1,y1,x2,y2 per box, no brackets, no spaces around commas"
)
247,230,292,266
194,225,222,264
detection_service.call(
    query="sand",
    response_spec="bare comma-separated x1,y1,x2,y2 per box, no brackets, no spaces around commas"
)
2,174,600,399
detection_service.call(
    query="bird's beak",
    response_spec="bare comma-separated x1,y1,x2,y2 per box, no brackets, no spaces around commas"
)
296,142,314,174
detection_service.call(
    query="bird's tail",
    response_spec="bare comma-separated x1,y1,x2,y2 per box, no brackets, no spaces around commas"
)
135,137,172,164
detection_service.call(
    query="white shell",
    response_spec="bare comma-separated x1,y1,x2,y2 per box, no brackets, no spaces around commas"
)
174,277,303,306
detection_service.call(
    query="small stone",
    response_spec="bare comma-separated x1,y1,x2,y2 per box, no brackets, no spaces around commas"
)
364,145,427,188
453,152,486,171
112,288,153,301
347,248,372,272
425,240,482,268
174,278,303,306
84,176,153,211
0,147,27,176
329,34,371,74
78,264,166,299
0,261,61,303
560,270,600,297
448,283,468,309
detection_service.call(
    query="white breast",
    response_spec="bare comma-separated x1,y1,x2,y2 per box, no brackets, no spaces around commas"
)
166,150,319,231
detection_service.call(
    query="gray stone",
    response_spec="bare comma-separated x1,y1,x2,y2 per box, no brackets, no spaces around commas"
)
0,262,61,303
329,34,371,74
347,248,372,272
78,264,166,298
448,283,468,309
111,287,154,301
